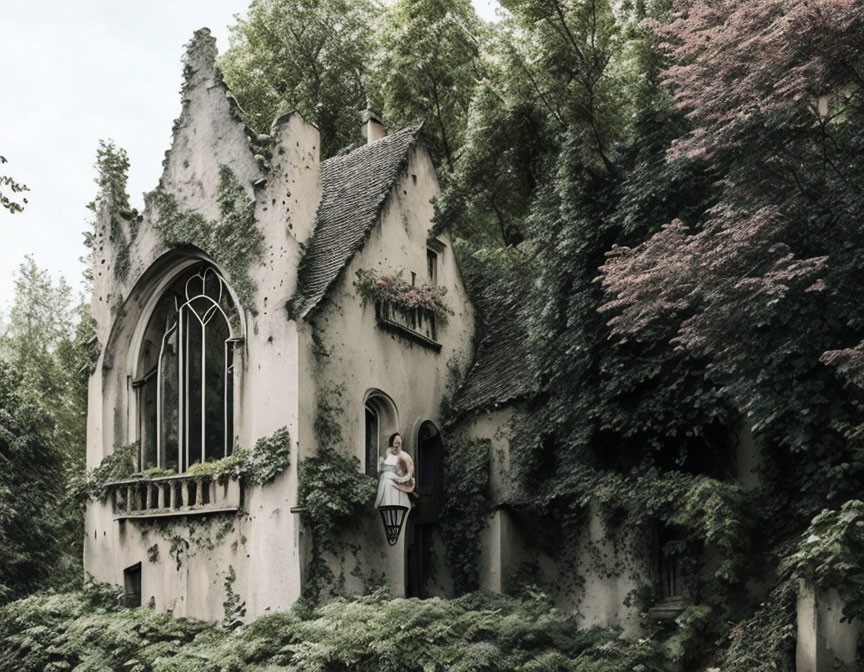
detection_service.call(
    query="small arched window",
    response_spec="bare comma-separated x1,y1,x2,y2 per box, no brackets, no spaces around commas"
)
134,264,240,472
364,392,398,476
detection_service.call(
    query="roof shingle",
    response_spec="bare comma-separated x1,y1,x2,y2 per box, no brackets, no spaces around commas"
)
292,125,423,319
451,282,535,414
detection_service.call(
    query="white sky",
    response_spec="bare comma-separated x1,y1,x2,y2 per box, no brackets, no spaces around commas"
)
0,0,503,311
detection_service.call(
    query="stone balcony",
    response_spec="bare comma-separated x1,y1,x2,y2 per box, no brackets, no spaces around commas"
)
376,301,441,351
106,473,242,520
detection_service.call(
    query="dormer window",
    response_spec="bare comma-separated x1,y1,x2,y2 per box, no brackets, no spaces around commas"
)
134,264,240,473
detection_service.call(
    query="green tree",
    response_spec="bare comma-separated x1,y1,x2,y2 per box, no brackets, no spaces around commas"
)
0,258,92,585
369,0,485,173
0,360,64,602
220,0,376,158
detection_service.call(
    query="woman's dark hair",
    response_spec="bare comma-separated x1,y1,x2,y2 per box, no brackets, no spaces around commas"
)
388,432,402,447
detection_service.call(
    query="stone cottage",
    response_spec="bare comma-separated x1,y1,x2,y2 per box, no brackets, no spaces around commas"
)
85,27,481,621
82,28,857,671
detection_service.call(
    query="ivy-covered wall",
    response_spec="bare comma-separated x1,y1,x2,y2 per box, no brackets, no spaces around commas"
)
292,144,476,602
84,29,324,622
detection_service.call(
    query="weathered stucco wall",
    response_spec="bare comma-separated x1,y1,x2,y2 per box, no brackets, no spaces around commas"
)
85,30,322,621
298,144,475,597
462,408,645,634
796,580,860,672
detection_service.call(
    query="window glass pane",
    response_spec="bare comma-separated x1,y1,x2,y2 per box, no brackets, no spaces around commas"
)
140,375,157,469
186,310,203,469
204,313,229,459
365,406,378,477
139,263,238,474
225,344,234,457
160,325,180,472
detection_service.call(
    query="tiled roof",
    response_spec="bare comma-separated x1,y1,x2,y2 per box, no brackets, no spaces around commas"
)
451,282,535,414
292,125,423,319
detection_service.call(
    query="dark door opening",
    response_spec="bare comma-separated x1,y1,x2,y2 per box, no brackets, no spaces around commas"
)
406,421,444,598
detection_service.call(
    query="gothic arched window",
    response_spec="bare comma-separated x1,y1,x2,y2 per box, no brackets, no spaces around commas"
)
134,264,240,473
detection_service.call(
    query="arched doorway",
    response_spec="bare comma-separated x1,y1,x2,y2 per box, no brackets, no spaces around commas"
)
406,420,444,598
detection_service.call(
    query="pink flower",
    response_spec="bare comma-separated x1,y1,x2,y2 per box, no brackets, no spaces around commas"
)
377,279,388,287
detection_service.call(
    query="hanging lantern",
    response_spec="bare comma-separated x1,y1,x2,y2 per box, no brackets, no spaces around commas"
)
378,505,409,545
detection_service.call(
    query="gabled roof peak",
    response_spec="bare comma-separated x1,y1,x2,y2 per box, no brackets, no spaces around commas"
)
291,125,424,319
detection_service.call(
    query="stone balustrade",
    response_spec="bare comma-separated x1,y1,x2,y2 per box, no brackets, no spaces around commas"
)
106,473,242,520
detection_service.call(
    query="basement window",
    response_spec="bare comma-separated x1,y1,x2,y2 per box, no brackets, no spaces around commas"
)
123,562,142,608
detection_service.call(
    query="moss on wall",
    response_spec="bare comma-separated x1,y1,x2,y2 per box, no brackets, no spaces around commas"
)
145,165,263,308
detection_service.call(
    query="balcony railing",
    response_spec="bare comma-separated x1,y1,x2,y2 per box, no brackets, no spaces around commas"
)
375,301,441,351
105,473,242,520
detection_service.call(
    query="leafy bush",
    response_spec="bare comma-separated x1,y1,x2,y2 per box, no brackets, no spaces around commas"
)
0,588,674,672
0,363,66,603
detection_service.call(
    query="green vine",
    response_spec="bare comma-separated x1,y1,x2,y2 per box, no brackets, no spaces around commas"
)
74,427,291,505
243,427,293,485
187,427,292,486
298,385,377,604
439,432,494,595
722,579,797,671
69,441,138,504
784,499,864,622
145,164,263,307
355,268,454,326
85,140,135,282
221,565,246,630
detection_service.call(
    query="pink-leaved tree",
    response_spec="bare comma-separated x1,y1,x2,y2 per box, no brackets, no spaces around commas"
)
600,0,864,394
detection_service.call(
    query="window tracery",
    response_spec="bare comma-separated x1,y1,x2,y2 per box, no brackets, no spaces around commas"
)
134,264,240,472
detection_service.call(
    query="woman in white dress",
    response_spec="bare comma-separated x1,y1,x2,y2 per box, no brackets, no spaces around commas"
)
375,432,415,510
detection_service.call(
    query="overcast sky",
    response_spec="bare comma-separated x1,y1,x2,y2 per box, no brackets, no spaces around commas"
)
0,0,502,311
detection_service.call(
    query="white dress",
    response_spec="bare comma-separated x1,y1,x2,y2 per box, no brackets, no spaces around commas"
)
374,452,413,509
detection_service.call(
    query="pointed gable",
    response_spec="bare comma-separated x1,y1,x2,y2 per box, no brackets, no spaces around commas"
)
291,125,423,319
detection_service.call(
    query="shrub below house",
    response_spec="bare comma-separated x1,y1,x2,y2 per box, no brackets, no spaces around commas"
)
0,585,672,672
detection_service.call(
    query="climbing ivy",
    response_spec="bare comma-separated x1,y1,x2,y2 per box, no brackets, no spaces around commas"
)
85,140,135,282
721,579,797,672
221,565,246,630
298,385,377,604
145,165,263,307
74,427,292,505
243,427,293,485
187,427,292,486
69,441,138,504
439,432,494,595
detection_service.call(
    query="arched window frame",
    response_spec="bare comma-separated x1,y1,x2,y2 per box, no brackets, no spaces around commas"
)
363,390,399,476
131,262,243,473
